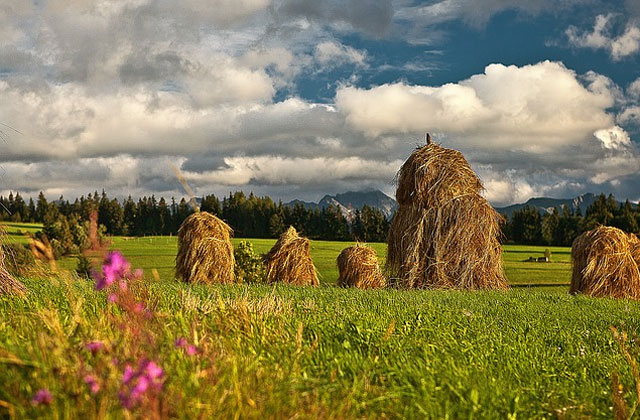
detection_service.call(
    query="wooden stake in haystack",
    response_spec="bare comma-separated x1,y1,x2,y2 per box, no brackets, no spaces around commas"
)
571,226,640,299
173,164,236,284
337,243,385,289
264,226,318,285
386,134,508,289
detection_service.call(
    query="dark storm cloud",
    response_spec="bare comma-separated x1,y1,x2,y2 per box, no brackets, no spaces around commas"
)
275,0,394,36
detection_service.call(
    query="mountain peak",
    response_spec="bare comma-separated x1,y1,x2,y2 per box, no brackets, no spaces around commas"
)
285,190,398,219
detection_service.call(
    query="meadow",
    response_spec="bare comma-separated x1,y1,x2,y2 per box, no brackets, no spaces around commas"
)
1,222,638,419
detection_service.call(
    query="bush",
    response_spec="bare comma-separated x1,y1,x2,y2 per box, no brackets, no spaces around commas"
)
234,241,265,283
75,255,93,279
1,243,35,276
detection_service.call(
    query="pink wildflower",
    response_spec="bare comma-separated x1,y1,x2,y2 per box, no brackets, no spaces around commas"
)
119,360,164,409
175,337,198,356
85,341,104,355
84,375,100,394
95,251,130,290
32,389,52,406
108,293,118,303
174,337,188,348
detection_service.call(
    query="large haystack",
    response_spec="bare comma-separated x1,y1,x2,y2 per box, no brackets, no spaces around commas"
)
264,226,318,286
337,243,385,289
386,138,508,290
0,241,27,297
176,212,235,284
570,226,640,299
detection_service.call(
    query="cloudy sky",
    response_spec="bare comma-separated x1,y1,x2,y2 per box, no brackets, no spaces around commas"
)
1,0,639,206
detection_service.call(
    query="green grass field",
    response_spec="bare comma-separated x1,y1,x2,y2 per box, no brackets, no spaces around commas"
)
1,222,638,419
1,222,572,287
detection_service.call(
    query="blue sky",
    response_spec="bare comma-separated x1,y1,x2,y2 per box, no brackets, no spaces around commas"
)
1,0,639,206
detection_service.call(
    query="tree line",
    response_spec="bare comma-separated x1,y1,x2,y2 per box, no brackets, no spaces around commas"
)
0,191,389,255
502,194,639,246
2,191,638,252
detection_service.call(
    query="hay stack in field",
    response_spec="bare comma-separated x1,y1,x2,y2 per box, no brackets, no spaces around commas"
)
264,226,318,286
386,138,508,290
337,244,385,289
570,226,640,299
0,241,27,297
176,212,235,284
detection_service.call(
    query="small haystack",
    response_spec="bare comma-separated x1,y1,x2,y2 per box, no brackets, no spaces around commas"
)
386,137,508,290
337,243,385,289
570,226,640,299
0,241,27,297
176,212,235,284
264,226,318,286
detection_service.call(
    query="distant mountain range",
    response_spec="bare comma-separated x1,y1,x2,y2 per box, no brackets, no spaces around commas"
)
494,193,605,217
285,191,632,220
285,190,398,219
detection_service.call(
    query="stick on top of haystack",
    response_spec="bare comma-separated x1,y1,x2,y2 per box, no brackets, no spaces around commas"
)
264,226,319,286
571,226,640,300
395,133,484,208
387,132,507,290
337,243,385,289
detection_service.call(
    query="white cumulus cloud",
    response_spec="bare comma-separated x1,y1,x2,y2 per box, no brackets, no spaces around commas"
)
566,14,640,60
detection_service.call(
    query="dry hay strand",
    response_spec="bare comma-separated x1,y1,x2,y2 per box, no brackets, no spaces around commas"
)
395,142,484,207
630,233,640,268
264,226,318,286
570,226,640,299
336,243,385,289
28,235,57,271
0,234,27,297
176,212,235,284
387,194,508,290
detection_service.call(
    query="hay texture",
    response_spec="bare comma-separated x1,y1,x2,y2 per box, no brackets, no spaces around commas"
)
176,212,235,284
0,240,27,297
264,226,318,286
337,244,385,289
631,233,640,268
570,226,640,300
386,141,507,290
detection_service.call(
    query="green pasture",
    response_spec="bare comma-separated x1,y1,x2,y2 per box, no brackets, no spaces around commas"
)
2,222,639,419
1,222,571,287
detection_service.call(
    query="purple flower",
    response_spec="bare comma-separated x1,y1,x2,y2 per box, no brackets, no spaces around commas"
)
84,375,100,394
32,389,52,406
144,361,163,380
85,341,104,355
95,251,130,290
175,337,198,356
119,360,164,409
174,337,188,348
122,364,135,384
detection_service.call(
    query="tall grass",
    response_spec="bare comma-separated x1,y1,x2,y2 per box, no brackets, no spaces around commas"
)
1,262,640,418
